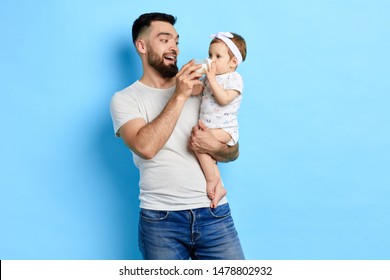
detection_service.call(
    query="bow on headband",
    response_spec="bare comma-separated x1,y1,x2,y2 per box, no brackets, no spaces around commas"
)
210,32,243,65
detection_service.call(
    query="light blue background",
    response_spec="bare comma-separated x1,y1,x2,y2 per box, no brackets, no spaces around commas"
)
1,0,389,260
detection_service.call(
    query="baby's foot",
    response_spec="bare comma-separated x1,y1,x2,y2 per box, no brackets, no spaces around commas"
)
210,184,227,208
206,176,220,199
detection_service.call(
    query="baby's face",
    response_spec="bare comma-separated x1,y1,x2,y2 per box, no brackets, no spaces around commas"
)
208,42,236,74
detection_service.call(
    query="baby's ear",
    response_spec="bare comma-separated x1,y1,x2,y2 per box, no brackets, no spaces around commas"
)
230,57,239,69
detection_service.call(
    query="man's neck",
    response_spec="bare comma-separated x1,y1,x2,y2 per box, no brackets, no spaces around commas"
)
139,67,176,89
139,75,175,89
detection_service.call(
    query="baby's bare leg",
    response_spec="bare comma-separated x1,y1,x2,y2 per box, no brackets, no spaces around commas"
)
210,165,227,208
208,129,232,207
196,152,220,199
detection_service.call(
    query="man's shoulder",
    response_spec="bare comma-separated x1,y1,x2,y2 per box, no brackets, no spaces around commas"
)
111,81,143,103
114,81,140,96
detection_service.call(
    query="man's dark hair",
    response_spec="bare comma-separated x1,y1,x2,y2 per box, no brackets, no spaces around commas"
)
132,12,177,44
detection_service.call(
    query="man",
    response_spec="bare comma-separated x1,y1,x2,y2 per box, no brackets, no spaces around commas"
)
110,12,244,260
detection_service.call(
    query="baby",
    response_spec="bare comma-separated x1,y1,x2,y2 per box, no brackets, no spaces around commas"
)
194,32,247,208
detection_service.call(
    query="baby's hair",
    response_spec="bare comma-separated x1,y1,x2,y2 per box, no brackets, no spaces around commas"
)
211,32,247,62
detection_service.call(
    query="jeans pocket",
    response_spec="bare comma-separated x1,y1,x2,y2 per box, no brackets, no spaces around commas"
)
140,209,169,221
209,203,231,218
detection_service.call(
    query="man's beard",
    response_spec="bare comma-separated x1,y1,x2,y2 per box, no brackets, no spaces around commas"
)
147,49,178,78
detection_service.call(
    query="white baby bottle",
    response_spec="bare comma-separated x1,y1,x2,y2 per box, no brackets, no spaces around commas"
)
195,58,212,74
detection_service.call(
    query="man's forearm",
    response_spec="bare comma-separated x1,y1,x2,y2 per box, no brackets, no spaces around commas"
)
131,93,187,159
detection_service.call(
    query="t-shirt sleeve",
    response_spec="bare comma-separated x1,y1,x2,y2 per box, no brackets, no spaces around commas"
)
110,90,144,137
225,72,244,94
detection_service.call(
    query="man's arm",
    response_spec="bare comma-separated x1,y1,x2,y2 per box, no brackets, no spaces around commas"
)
119,93,187,159
189,120,239,162
119,61,203,159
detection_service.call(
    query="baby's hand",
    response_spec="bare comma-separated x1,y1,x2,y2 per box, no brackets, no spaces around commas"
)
206,61,217,78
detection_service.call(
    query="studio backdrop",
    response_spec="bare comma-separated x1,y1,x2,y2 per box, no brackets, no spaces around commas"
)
1,0,389,259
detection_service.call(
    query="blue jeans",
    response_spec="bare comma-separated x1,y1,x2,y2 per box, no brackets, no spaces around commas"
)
138,203,245,260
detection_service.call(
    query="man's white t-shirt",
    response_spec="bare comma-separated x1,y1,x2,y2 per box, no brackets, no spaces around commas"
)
110,81,227,210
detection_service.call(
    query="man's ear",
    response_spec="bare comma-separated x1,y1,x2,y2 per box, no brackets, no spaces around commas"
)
136,39,147,54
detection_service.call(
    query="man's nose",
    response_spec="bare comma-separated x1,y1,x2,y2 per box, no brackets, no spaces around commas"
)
170,43,179,53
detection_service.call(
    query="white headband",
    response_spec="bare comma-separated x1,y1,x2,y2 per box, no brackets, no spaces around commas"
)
210,32,243,65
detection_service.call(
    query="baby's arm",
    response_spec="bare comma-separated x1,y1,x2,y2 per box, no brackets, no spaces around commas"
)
207,78,240,105
206,63,240,105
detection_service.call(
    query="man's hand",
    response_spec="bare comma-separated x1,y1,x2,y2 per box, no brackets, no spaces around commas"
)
189,120,239,162
174,60,203,99
191,84,204,96
190,120,220,154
